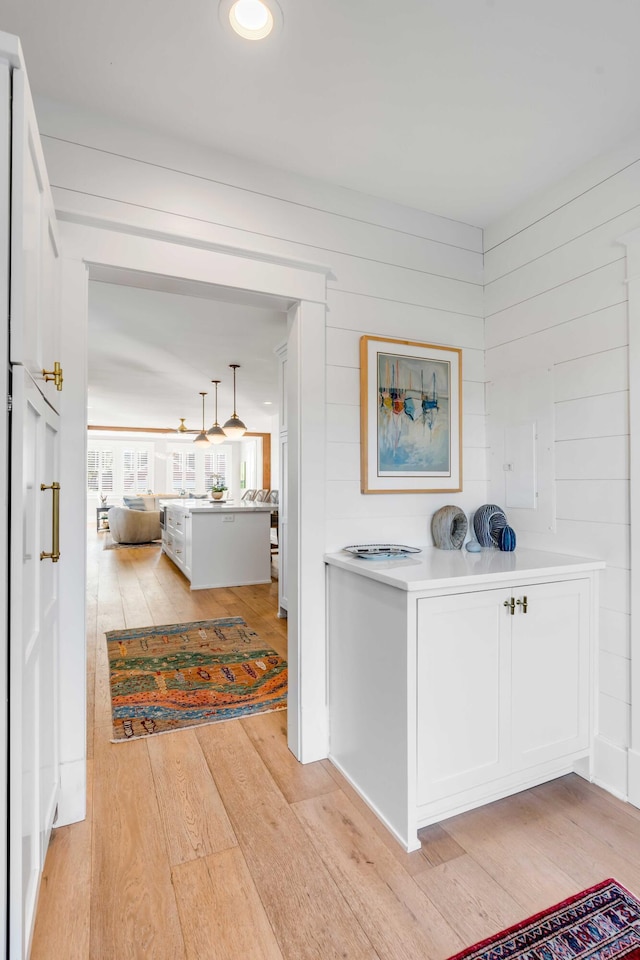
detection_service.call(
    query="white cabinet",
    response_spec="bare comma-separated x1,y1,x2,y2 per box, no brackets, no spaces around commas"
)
162,503,271,589
416,579,590,809
325,547,603,852
162,505,191,578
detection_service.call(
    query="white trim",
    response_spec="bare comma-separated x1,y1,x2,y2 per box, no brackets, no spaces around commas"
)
593,735,629,800
628,748,640,802
59,219,328,819
57,258,89,825
0,55,10,951
57,209,335,279
56,759,86,827
60,221,328,305
617,230,639,807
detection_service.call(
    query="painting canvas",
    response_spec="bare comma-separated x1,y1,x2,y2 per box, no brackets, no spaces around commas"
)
360,336,462,493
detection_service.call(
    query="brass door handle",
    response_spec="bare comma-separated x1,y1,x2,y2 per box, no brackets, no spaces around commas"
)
516,596,528,614
42,361,63,391
503,597,515,615
40,482,61,562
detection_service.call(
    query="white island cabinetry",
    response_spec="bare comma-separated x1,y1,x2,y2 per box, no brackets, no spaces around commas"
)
325,547,604,852
162,502,272,589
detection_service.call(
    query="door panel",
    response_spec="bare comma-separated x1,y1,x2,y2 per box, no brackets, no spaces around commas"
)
10,369,60,958
511,579,590,769
417,589,511,803
10,69,61,409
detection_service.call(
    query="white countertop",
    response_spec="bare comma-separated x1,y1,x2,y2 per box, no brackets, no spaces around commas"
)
324,545,605,592
164,500,273,515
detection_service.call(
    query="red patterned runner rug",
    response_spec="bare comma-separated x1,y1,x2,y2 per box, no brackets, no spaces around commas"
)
447,879,640,960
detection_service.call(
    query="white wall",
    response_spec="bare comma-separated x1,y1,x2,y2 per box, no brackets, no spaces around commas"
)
484,134,640,797
34,95,640,800
36,99,487,550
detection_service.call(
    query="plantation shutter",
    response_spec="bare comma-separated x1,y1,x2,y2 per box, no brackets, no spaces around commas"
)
136,451,149,491
87,450,99,492
87,448,115,494
101,451,114,492
171,452,183,491
123,450,135,492
204,452,215,490
215,451,229,489
185,452,196,491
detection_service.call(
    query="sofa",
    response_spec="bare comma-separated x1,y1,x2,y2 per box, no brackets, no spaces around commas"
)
108,506,161,544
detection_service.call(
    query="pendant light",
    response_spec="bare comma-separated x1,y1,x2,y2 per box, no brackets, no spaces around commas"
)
193,392,211,447
207,380,227,444
222,364,247,439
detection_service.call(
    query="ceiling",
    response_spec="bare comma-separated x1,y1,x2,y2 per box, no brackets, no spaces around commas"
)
3,0,640,225
88,279,288,432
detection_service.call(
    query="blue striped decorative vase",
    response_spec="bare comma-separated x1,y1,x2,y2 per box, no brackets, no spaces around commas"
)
473,504,507,547
500,525,516,552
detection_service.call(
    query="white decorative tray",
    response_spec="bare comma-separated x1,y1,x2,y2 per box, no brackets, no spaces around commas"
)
343,543,422,560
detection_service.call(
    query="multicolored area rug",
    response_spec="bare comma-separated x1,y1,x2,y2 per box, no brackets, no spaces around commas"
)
448,879,640,960
106,617,287,741
103,540,161,550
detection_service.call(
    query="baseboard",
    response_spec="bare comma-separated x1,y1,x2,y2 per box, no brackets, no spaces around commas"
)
627,748,640,809
328,755,421,852
573,755,592,781
593,735,628,800
55,758,87,826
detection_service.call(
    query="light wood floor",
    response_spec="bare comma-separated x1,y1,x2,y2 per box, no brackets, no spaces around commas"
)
31,531,640,959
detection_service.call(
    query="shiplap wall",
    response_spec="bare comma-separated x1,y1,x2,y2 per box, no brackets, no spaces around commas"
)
35,100,486,551
484,137,640,795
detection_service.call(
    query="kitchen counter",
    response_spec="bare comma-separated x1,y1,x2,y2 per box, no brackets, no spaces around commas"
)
324,545,604,591
159,499,273,514
162,501,272,589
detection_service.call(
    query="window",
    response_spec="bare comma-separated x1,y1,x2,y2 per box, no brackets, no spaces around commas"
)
87,449,114,494
171,451,196,492
87,441,153,497
123,449,150,493
204,450,229,490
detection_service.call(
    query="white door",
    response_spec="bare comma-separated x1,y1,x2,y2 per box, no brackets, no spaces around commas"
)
417,589,512,803
9,369,61,959
511,579,590,769
10,67,62,407
8,55,63,960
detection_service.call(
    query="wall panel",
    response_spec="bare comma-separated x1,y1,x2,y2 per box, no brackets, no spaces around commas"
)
485,146,639,792
40,105,486,566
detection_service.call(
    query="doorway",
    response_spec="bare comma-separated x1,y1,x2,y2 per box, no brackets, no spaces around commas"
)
85,273,286,619
55,228,328,825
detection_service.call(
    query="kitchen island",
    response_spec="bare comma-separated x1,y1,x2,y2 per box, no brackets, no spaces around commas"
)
325,546,604,851
162,500,273,589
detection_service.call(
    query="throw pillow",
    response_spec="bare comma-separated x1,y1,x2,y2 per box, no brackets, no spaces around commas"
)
123,496,146,511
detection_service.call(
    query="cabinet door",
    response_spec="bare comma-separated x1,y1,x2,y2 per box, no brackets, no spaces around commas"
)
9,369,60,958
10,69,61,409
417,589,511,804
511,579,590,769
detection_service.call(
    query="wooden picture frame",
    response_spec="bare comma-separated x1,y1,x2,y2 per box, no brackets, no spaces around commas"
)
360,335,462,494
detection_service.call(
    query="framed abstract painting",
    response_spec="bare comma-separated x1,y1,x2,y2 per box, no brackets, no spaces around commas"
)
360,335,462,494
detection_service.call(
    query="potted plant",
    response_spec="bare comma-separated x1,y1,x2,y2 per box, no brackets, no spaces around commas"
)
210,474,228,500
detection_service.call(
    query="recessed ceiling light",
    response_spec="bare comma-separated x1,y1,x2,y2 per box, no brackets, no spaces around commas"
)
263,401,273,405
219,0,283,41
